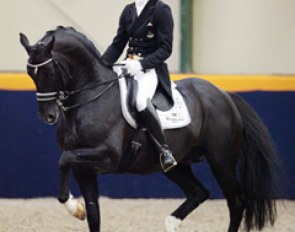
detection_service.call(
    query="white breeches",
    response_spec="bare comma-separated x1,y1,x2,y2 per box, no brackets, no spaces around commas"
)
134,69,158,112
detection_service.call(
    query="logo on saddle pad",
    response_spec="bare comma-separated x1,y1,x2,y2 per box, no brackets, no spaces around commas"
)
118,77,191,130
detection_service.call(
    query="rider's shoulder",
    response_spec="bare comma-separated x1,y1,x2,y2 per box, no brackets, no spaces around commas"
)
123,2,135,11
155,1,172,14
120,3,135,18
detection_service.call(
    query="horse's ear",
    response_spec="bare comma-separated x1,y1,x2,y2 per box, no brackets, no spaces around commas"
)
44,36,55,54
20,33,31,55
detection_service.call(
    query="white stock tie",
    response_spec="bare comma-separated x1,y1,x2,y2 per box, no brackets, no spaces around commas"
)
135,0,149,16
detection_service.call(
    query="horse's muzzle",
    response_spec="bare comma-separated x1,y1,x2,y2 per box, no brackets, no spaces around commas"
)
38,110,59,125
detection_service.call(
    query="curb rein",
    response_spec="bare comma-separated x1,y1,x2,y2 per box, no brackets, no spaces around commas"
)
27,56,125,112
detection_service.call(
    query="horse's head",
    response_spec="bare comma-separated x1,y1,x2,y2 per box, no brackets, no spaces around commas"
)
20,27,113,125
20,33,62,125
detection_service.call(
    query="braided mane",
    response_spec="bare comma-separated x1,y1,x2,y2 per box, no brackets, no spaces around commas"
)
42,26,102,60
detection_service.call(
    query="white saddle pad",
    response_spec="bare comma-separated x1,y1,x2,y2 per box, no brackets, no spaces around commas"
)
118,77,191,130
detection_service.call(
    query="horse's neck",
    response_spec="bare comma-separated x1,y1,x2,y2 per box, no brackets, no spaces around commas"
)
63,56,121,111
67,58,111,91
57,66,123,143
54,39,109,89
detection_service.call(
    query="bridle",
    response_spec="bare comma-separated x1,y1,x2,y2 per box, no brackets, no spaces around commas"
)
27,58,54,75
27,57,59,102
27,56,124,112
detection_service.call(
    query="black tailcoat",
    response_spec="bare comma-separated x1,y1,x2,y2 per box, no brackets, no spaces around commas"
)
102,0,174,109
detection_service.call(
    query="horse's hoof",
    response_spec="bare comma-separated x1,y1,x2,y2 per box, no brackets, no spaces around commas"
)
64,194,86,220
165,215,182,232
74,202,86,220
58,194,69,204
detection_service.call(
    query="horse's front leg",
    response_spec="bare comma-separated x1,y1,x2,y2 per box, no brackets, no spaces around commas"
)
58,151,86,220
73,170,100,232
57,147,113,226
58,151,76,203
58,164,70,203
57,146,113,203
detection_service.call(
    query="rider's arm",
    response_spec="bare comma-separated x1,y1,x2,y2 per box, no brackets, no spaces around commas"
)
101,6,129,66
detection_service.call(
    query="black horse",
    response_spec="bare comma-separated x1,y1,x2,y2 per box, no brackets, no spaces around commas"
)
20,26,279,232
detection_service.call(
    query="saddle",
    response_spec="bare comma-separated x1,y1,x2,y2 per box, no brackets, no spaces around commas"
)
116,71,191,171
119,77,191,130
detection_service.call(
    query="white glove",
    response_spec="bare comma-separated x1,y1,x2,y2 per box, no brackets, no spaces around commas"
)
124,60,143,76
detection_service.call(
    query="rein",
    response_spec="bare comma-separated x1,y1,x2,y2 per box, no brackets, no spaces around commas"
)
27,57,125,112
57,82,114,112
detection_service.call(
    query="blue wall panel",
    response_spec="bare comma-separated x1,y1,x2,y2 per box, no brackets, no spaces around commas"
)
0,91,294,199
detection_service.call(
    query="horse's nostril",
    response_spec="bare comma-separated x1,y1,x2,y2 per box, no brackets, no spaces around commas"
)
47,114,55,123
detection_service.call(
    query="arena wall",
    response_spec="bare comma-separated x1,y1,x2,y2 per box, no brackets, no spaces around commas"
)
0,0,180,72
0,76,294,199
0,1,294,199
192,0,295,74
2,1,295,74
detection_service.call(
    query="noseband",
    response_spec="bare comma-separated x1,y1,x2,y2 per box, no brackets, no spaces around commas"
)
27,56,123,112
27,58,54,75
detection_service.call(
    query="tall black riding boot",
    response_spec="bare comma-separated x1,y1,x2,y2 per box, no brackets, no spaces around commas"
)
139,101,177,172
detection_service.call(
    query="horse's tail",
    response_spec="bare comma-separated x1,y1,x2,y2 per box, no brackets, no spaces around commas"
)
229,92,280,231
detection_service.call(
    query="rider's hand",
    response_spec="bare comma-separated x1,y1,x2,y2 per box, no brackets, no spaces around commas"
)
124,60,143,76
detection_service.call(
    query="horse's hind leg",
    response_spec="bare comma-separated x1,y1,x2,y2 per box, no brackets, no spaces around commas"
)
164,163,209,232
207,153,245,232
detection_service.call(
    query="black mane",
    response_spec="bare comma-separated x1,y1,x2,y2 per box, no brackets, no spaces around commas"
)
42,26,102,60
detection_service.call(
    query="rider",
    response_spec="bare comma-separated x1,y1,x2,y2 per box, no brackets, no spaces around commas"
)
101,0,177,172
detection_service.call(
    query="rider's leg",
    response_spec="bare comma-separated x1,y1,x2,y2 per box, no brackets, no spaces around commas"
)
138,100,177,172
134,69,177,172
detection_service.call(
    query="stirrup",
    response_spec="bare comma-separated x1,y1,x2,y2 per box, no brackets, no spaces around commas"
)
160,149,177,172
